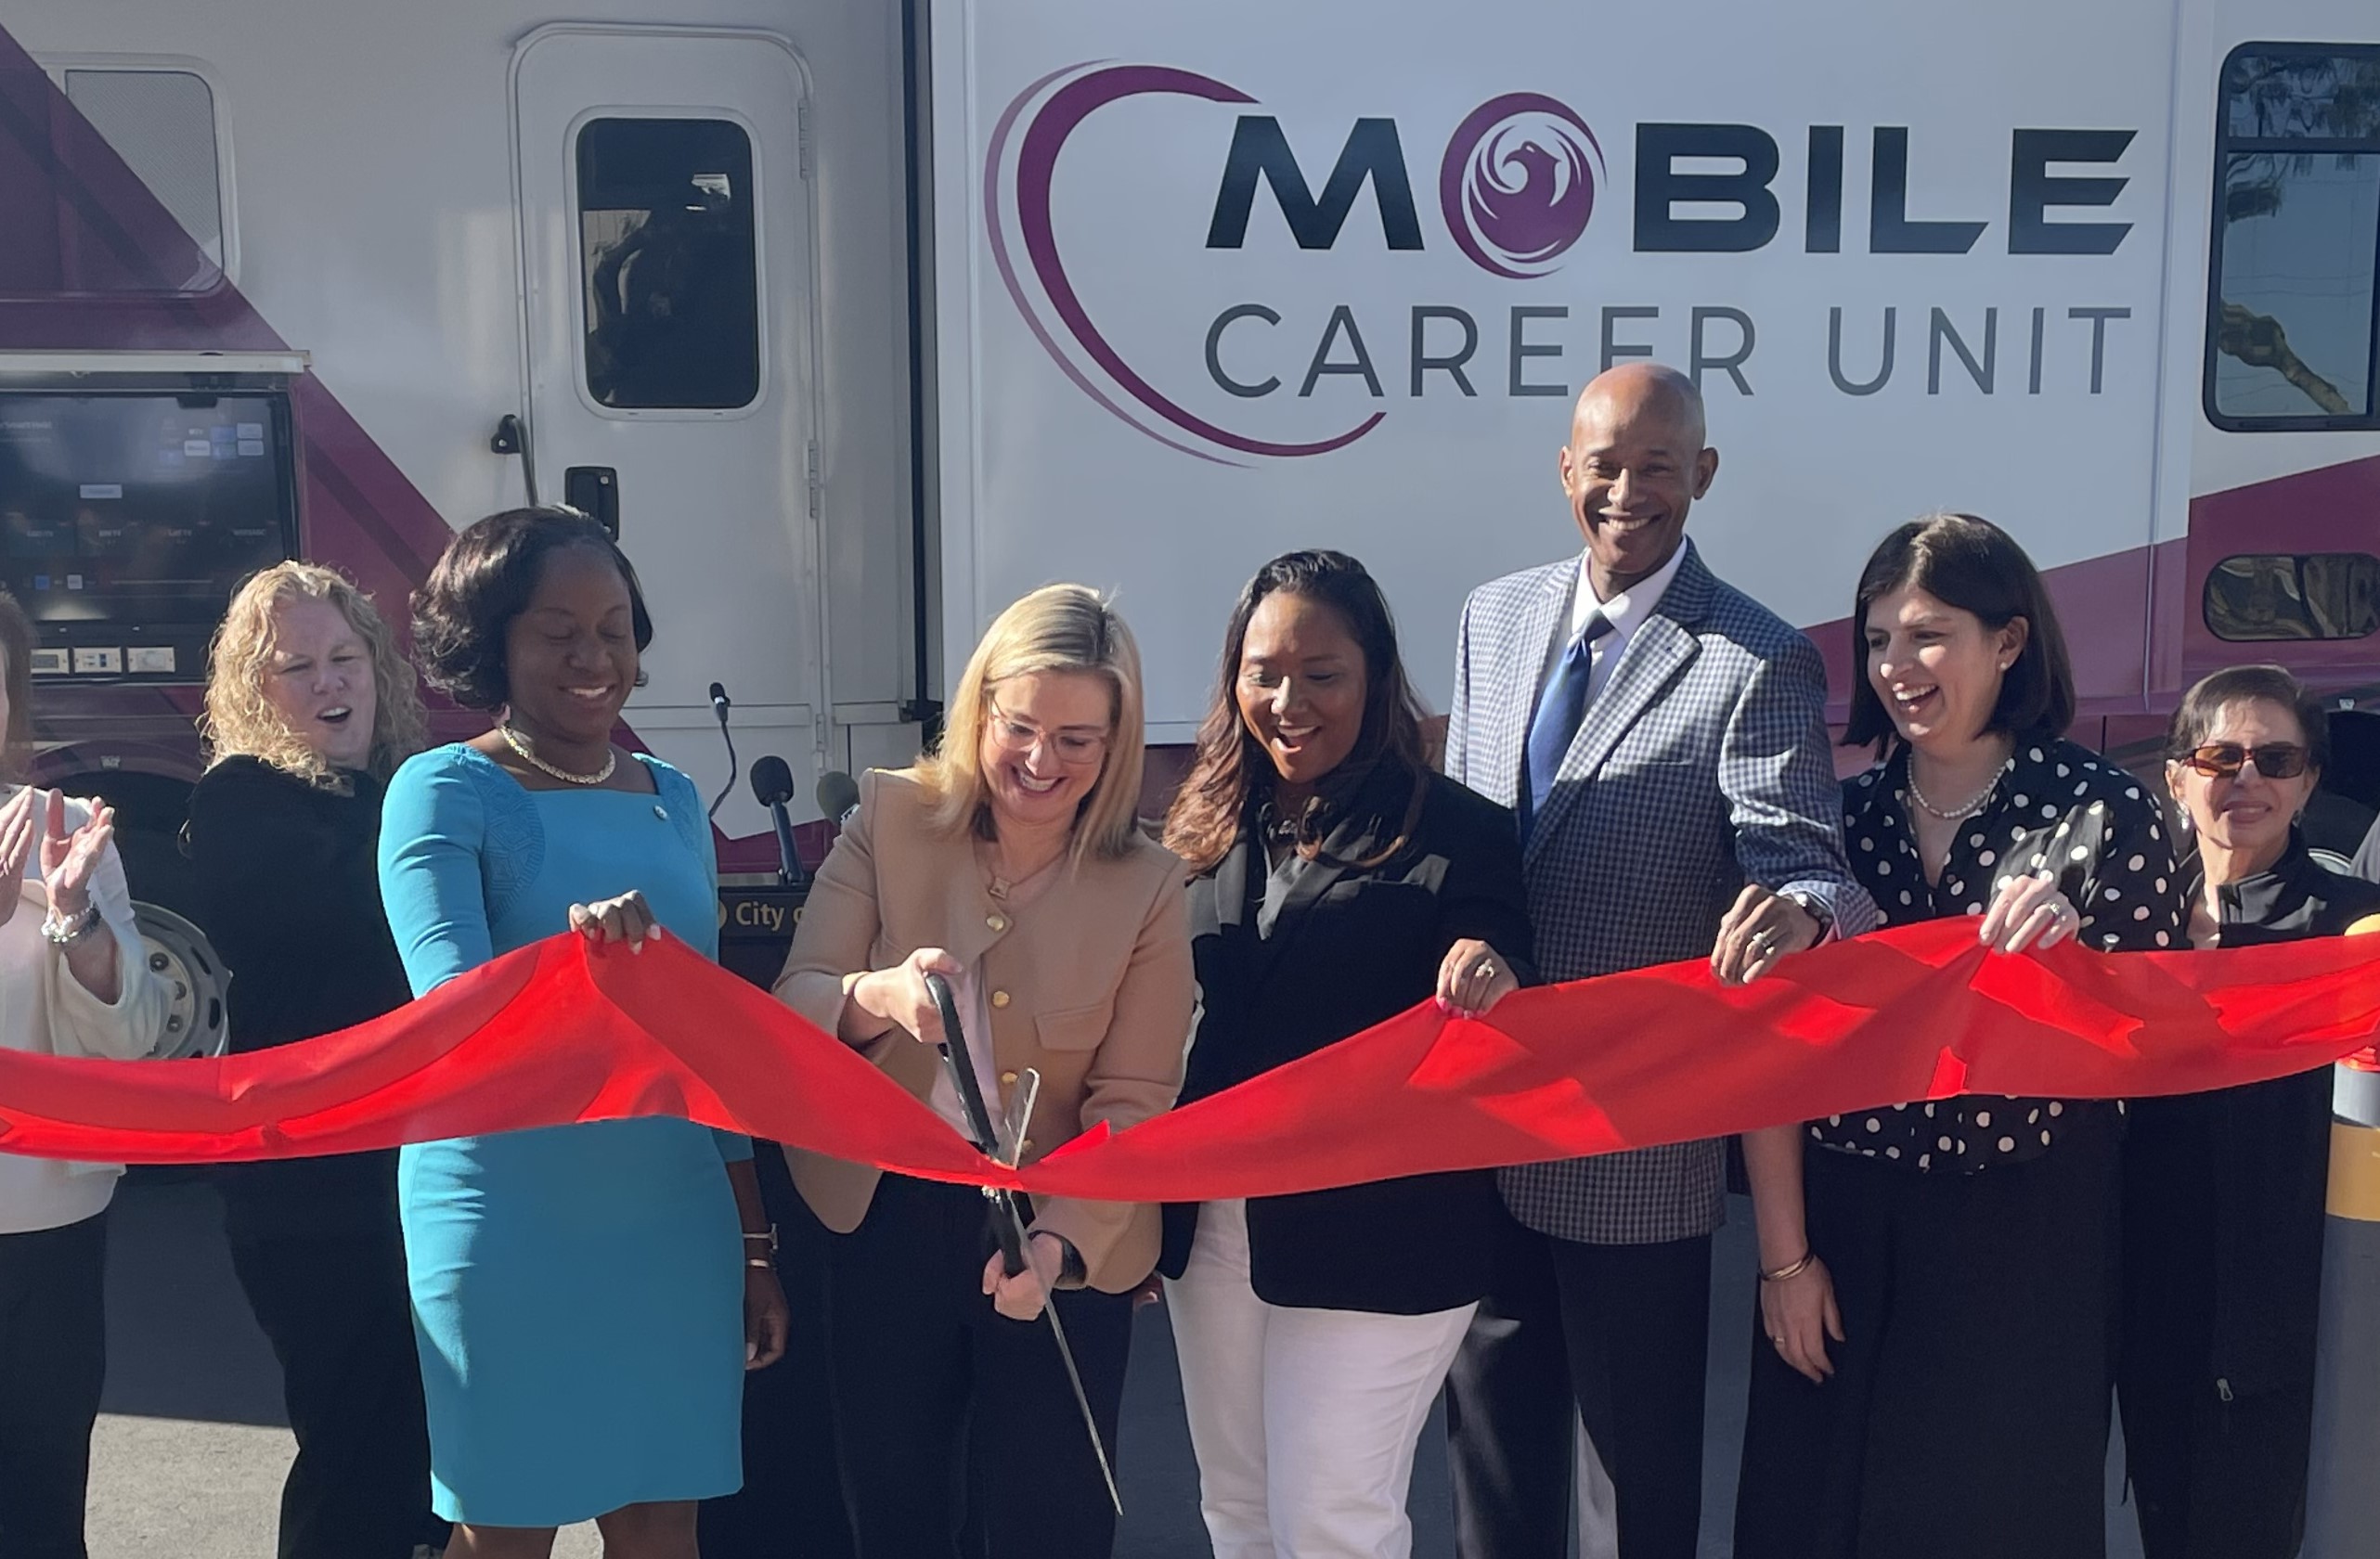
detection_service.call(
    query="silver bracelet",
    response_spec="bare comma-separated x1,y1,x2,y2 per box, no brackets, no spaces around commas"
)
40,902,99,947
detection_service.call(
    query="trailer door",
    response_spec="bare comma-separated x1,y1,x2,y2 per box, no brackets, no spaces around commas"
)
511,23,823,843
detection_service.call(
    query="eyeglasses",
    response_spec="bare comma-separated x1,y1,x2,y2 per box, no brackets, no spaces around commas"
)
2172,741,2309,780
986,698,1109,767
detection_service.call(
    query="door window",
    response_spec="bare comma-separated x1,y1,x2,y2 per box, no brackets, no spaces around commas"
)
2205,45,2380,429
576,117,761,411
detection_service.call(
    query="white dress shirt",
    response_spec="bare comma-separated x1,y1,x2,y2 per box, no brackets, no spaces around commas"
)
1540,539,1691,709
0,796,169,1235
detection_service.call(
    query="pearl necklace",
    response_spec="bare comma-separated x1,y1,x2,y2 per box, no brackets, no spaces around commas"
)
1906,756,2007,821
498,725,616,786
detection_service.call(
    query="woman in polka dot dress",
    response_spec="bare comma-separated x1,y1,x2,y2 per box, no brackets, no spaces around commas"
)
1733,515,2184,1559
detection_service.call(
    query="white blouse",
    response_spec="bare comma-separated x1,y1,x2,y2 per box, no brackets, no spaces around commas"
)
0,794,170,1235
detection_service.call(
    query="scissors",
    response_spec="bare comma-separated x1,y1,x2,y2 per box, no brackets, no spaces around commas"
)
924,972,1123,1514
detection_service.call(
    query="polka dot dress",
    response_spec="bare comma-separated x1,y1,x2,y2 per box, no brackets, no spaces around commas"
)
1810,738,2185,1173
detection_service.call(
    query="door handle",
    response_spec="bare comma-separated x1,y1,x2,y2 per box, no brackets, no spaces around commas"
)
490,413,540,509
564,466,619,538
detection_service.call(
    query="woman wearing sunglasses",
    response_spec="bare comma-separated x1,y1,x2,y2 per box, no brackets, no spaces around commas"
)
773,585,1193,1559
2119,665,2380,1559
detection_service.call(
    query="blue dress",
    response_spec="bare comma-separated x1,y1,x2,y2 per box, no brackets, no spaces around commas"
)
378,744,748,1527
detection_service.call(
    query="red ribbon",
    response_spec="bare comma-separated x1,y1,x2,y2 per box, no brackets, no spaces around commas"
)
3,921,2376,1201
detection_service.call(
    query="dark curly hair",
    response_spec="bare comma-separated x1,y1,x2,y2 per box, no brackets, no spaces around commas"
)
411,507,653,711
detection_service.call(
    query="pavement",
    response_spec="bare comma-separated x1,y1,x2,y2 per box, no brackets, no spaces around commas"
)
86,1176,2147,1558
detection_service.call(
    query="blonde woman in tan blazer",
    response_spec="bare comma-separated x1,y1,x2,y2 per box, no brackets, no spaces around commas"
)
774,584,1193,1559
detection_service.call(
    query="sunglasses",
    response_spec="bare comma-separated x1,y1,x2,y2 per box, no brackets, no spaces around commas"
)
2172,742,2310,780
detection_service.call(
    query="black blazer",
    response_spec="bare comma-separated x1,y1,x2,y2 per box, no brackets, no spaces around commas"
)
1158,763,1534,1313
2128,839,2380,1398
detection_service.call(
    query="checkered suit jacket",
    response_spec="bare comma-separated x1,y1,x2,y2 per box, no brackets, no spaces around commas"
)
1446,538,1879,1244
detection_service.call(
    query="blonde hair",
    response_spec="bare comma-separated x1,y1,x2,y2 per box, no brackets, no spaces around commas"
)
200,562,427,788
920,584,1147,862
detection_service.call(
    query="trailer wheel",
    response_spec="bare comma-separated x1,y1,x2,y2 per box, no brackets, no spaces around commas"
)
130,900,229,1061
102,822,233,1061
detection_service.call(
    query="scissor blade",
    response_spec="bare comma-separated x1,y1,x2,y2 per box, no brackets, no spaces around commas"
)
997,1193,1123,1514
999,1068,1042,1169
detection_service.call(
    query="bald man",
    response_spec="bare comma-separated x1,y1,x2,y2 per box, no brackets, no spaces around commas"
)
1442,364,1878,1559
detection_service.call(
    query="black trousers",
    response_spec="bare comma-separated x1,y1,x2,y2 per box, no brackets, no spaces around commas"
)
226,1228,438,1559
1445,1205,1712,1559
0,1209,108,1559
2122,1374,2313,1559
822,1175,1132,1559
2120,1094,2319,1559
701,1143,854,1559
1733,1135,2119,1559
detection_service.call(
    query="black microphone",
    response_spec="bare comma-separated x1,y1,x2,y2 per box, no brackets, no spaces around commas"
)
817,769,861,830
750,754,805,886
705,682,736,819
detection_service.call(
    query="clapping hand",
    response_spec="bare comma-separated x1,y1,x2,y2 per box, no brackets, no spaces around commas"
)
0,788,114,929
0,785,35,927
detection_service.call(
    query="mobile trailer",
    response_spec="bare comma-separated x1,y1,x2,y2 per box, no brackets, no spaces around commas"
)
0,0,2374,1004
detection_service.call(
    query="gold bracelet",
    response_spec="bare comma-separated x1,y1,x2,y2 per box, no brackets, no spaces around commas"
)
1759,1250,1816,1284
744,1256,774,1271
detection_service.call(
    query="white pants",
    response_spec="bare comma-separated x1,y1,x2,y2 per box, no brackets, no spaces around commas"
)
1164,1199,1477,1559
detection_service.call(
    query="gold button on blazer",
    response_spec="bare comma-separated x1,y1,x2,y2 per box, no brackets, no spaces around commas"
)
773,767,1195,1292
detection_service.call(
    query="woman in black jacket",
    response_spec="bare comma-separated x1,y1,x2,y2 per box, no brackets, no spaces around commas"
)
1158,550,1533,1558
186,562,438,1559
2123,664,2380,1559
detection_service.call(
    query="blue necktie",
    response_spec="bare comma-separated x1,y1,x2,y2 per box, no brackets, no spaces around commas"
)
1521,612,1611,841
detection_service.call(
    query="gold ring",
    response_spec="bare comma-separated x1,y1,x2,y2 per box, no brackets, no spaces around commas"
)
1476,960,1495,979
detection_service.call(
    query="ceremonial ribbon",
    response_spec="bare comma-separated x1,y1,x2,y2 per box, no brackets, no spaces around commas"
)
2,921,2376,1202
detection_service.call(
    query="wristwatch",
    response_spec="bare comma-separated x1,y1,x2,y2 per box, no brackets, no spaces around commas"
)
40,901,99,947
1780,890,1834,942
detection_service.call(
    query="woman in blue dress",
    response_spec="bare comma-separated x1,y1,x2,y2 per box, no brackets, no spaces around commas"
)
379,507,790,1559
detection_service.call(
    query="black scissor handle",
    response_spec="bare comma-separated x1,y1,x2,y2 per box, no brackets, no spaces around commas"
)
923,971,1028,1277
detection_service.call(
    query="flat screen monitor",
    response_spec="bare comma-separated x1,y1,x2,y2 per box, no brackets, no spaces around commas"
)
0,392,294,643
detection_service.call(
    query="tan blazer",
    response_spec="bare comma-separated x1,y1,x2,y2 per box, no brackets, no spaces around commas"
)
774,767,1194,1292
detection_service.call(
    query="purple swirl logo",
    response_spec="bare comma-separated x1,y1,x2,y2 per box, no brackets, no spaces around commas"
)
1439,93,1603,279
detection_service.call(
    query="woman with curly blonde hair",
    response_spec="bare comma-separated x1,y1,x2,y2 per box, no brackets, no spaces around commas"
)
200,561,426,786
185,562,441,1559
